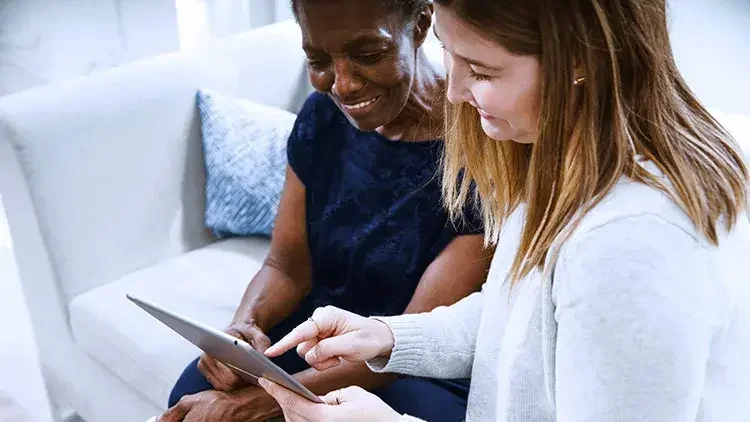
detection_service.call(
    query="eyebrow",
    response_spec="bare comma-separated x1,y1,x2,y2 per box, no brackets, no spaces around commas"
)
432,25,499,70
303,34,391,53
343,34,391,50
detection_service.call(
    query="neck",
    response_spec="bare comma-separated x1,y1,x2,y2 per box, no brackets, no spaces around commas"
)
376,51,445,142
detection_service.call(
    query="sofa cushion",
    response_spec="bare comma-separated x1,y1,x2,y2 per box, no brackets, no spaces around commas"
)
198,89,295,238
0,20,308,307
68,237,270,408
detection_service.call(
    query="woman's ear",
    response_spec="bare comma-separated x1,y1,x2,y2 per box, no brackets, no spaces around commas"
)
572,53,587,86
413,4,434,48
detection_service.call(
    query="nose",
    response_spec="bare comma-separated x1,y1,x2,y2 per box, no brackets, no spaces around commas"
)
444,55,472,105
331,59,364,99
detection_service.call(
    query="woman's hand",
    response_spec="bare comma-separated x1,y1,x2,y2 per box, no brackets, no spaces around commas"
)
157,386,281,422
259,378,401,422
198,321,272,391
265,306,395,371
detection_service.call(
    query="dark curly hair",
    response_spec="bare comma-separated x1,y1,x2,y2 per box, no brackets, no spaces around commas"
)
290,0,432,23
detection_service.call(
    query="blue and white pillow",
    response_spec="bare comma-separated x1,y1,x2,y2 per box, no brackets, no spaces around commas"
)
197,89,296,238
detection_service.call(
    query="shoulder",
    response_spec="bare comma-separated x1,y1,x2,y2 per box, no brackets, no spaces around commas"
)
570,173,701,244
560,176,708,279
552,180,729,324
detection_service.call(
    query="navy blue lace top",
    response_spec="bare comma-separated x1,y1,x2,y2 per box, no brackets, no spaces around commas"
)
287,92,482,318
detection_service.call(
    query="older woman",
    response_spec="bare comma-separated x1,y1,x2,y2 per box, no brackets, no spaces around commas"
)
157,1,492,421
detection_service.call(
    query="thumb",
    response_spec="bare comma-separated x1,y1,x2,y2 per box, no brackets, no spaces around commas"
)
259,378,316,414
228,323,271,353
246,325,272,353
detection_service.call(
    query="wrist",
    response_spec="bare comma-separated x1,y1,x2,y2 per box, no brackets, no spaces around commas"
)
373,319,396,358
231,311,265,332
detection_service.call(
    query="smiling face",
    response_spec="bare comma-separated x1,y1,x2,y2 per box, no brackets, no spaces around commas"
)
434,4,542,144
295,0,423,132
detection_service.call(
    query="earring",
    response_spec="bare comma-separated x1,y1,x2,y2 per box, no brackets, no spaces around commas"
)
573,76,586,86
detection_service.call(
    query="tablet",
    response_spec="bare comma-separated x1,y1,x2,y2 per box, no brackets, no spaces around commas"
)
126,294,323,403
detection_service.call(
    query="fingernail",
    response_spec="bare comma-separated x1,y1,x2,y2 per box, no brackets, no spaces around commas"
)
258,378,268,388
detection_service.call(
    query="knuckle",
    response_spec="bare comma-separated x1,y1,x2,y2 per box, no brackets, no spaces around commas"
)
312,307,327,320
256,334,272,348
348,349,362,361
318,306,340,324
285,397,298,414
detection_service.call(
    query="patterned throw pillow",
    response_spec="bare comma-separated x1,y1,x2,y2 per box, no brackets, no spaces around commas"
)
197,89,296,238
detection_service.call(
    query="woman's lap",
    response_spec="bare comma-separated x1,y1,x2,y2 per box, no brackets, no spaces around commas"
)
372,377,470,422
168,312,310,407
167,311,470,420
169,358,469,421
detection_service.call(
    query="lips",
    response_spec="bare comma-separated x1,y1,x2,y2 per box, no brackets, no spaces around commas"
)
477,108,495,120
468,101,495,120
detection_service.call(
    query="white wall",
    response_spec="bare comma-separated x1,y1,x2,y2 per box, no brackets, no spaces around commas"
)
176,0,291,49
669,0,750,116
0,0,747,112
0,0,180,97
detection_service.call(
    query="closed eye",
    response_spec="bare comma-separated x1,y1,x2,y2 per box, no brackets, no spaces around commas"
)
469,69,493,81
306,57,330,70
354,51,387,65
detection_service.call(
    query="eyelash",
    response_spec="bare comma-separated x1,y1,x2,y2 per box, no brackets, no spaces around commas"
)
439,42,494,82
307,59,329,70
469,69,493,81
306,51,387,70
355,51,386,65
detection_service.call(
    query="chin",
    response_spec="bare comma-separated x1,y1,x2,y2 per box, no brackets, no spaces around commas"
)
481,119,535,144
481,118,512,142
342,107,394,133
344,114,379,132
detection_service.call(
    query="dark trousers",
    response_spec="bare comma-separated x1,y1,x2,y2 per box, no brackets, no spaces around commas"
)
168,310,470,421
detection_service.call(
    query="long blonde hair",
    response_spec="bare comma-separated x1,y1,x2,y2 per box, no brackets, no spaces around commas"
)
438,0,749,285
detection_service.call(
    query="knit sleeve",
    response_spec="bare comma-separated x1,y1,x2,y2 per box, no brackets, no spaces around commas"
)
366,290,484,379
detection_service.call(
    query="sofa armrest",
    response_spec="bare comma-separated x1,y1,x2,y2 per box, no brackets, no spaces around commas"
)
0,120,79,384
0,234,55,422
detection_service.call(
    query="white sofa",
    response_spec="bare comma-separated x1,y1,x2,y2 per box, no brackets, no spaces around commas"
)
0,20,310,422
2,17,750,422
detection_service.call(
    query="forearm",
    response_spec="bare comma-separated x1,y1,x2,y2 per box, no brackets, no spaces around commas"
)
232,262,311,332
294,360,399,395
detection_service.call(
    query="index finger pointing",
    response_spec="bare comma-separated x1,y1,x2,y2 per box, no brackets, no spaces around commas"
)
265,319,320,357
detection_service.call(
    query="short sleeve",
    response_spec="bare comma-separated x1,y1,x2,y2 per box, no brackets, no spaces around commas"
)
286,92,326,186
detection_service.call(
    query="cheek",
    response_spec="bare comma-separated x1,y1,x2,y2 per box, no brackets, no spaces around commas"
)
362,51,414,89
473,83,515,118
309,70,332,92
476,81,539,124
